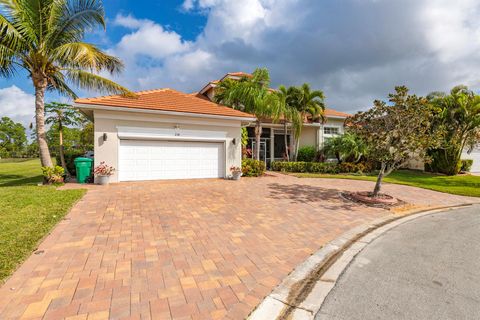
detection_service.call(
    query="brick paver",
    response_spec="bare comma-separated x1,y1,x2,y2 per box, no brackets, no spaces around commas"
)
0,173,477,320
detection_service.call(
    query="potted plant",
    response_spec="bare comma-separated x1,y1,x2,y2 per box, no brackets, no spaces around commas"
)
230,166,242,180
94,162,115,185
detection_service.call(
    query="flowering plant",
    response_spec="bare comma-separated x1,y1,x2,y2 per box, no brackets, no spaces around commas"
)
94,162,115,176
230,166,242,174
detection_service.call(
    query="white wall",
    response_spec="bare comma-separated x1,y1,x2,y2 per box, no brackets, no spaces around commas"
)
93,110,243,182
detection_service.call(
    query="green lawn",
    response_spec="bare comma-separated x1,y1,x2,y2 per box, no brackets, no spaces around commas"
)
0,159,86,282
293,170,480,197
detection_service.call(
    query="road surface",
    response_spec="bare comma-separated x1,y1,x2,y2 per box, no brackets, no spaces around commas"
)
316,205,480,320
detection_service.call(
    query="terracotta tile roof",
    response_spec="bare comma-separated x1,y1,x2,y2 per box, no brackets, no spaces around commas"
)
324,109,351,118
225,72,252,78
75,88,254,119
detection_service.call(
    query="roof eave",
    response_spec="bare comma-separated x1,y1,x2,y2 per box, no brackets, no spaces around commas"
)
74,103,257,122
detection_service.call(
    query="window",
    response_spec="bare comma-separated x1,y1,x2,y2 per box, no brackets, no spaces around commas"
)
324,127,340,135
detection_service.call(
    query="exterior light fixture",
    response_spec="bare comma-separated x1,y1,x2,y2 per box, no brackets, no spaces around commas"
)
103,133,108,141
174,125,180,136
232,138,237,145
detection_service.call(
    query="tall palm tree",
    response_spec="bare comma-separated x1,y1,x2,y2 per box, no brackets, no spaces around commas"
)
0,0,131,168
277,85,302,161
45,102,81,176
215,68,280,160
289,83,326,160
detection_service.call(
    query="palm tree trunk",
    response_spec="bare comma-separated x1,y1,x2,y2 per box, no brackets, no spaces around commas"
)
284,122,289,161
254,120,262,160
58,122,70,177
34,81,53,168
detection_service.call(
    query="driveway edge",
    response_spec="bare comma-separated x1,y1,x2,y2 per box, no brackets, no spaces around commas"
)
247,203,474,320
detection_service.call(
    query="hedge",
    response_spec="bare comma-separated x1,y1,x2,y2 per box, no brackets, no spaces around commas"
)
461,159,473,172
271,161,373,174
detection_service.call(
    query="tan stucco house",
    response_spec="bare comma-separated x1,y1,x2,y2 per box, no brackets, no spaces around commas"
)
75,72,351,182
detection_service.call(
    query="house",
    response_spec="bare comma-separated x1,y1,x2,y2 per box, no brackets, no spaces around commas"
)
75,73,350,182
462,146,480,173
197,72,351,164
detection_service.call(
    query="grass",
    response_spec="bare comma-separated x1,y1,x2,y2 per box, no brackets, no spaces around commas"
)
292,170,480,197
0,159,86,282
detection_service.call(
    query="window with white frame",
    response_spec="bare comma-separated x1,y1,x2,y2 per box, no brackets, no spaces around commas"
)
324,127,340,135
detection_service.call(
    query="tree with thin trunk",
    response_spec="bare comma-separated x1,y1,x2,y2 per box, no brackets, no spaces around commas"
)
277,85,302,161
45,102,82,177
347,86,442,197
287,84,325,160
214,68,280,161
0,0,131,170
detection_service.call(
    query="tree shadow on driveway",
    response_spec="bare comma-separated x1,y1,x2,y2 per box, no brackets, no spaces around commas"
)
267,182,364,211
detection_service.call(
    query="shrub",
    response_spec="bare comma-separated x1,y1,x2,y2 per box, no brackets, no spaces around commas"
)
242,159,266,177
42,166,65,184
426,149,462,175
271,161,339,174
297,146,316,162
271,161,374,174
337,162,374,174
57,149,85,176
461,159,474,172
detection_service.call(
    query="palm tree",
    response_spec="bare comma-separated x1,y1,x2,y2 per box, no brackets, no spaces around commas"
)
427,85,480,175
215,68,280,160
45,102,82,176
277,85,302,161
322,132,368,163
0,0,131,168
289,83,326,160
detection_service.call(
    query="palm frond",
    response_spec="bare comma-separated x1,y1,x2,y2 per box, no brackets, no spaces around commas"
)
64,68,134,97
52,42,123,73
48,71,77,98
47,0,105,48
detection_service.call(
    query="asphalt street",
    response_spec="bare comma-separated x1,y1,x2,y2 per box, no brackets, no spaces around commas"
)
316,205,480,320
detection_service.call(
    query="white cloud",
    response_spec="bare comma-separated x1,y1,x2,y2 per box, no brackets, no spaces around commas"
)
100,0,480,113
0,86,35,128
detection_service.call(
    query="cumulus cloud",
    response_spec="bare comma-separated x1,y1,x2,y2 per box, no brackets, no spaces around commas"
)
0,86,35,129
102,0,480,113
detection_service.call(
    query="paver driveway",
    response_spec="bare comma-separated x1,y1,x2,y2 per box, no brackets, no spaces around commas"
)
0,173,477,320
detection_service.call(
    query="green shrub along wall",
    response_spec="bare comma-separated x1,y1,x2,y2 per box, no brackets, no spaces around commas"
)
297,146,316,162
242,159,266,177
461,159,473,172
271,161,374,174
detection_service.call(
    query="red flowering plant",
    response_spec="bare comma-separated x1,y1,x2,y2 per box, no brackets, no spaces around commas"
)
93,162,115,176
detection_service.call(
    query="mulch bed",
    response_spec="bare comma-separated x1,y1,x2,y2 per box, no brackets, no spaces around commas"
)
341,191,406,209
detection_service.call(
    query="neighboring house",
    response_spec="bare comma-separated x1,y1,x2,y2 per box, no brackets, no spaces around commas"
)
75,72,350,182
462,145,480,173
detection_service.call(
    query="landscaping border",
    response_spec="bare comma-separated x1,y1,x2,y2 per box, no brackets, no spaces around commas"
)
247,203,475,320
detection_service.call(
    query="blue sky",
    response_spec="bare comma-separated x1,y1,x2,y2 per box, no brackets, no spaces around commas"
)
2,0,480,128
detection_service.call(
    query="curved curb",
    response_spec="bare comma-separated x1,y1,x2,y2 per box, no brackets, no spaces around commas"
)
247,203,475,320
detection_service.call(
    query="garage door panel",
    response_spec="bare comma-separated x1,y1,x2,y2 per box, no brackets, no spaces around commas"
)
119,140,225,181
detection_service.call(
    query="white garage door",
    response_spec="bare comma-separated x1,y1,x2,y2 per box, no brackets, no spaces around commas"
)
119,140,225,181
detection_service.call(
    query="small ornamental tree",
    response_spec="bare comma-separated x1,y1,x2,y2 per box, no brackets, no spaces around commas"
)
347,86,441,197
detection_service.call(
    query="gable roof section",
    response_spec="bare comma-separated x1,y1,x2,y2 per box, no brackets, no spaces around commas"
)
324,109,351,118
75,88,254,119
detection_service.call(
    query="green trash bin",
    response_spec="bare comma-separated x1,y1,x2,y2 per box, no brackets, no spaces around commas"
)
74,157,93,184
